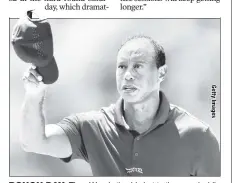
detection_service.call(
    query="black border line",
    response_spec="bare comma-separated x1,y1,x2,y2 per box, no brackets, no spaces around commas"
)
9,17,222,178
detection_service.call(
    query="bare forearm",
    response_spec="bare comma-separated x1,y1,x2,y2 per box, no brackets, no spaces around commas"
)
20,93,46,150
19,67,72,157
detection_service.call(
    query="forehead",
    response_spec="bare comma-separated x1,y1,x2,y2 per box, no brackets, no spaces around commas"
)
117,38,155,62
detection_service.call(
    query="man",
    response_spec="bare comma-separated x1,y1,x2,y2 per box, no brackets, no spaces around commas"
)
20,35,220,176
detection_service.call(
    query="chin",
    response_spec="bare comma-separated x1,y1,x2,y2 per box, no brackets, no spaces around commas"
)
121,90,155,104
122,97,137,103
121,94,142,104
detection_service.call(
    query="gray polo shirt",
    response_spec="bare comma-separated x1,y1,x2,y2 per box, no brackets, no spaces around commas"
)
57,92,220,176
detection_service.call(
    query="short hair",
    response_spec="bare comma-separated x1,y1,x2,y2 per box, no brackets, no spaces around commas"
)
118,35,166,68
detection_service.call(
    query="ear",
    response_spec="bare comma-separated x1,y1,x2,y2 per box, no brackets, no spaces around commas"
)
158,65,167,82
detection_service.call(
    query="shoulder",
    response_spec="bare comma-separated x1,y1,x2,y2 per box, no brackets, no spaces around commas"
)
61,104,116,128
168,104,219,151
169,104,211,139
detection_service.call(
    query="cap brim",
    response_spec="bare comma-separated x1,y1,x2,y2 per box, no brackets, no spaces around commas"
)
36,57,59,84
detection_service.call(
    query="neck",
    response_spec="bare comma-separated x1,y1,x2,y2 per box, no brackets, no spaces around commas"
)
123,91,160,132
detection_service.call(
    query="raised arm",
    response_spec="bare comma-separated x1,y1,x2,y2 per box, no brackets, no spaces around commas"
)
20,66,72,158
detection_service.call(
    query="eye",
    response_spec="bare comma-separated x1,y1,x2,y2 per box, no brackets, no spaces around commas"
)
134,64,143,69
118,65,127,69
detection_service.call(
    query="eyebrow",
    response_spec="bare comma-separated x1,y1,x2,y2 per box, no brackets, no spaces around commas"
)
117,58,148,64
135,61,147,64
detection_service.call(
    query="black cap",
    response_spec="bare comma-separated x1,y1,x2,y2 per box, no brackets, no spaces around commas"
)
12,10,59,84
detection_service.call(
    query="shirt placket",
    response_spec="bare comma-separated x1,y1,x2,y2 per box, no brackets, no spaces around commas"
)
130,135,142,175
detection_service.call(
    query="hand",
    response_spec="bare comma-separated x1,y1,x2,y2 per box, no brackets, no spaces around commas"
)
22,65,47,98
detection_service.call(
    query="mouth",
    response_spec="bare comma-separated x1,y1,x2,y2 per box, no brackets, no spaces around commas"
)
122,85,138,93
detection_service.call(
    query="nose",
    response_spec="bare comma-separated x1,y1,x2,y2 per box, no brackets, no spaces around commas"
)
124,70,135,81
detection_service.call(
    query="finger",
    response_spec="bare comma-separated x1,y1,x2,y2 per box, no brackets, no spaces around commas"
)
22,71,30,79
23,72,39,84
29,68,43,81
23,77,38,86
31,64,36,70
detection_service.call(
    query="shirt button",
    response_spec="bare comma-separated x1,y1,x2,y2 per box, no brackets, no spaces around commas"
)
134,152,139,156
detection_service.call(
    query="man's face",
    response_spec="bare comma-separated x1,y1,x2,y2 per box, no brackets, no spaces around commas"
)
116,38,160,103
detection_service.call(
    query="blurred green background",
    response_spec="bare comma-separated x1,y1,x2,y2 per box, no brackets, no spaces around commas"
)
10,19,220,176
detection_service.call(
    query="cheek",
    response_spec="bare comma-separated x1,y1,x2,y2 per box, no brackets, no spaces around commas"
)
116,73,123,88
141,73,158,88
116,70,125,78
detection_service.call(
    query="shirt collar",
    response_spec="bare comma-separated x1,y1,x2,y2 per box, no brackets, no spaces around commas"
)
113,91,170,130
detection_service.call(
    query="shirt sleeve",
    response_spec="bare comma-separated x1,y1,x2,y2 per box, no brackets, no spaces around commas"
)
56,114,88,163
195,127,220,176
